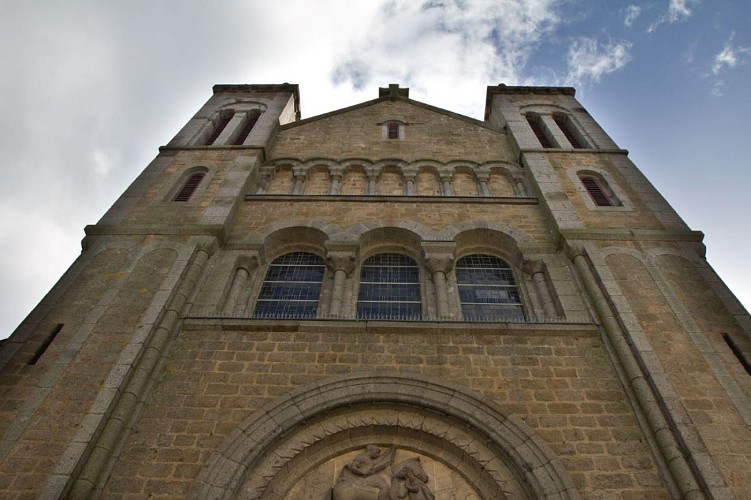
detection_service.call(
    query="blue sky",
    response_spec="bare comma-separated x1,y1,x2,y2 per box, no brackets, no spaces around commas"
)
1,0,749,338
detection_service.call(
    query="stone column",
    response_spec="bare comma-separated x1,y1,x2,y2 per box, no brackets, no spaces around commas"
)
292,167,307,195
440,174,453,196
326,250,357,318
256,171,272,194
328,174,342,195
513,177,528,197
403,172,416,195
222,255,259,315
523,259,557,319
423,243,456,320
476,173,491,197
214,111,246,145
367,173,378,195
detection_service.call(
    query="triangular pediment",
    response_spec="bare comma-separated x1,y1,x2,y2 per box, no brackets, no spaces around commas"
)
270,96,511,164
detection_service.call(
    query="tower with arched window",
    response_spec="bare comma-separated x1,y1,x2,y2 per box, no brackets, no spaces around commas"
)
1,83,750,498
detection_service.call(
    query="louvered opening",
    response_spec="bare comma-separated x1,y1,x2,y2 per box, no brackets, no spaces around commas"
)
206,113,232,145
581,176,612,206
233,113,260,145
554,114,584,149
173,173,205,202
387,122,399,139
525,115,553,148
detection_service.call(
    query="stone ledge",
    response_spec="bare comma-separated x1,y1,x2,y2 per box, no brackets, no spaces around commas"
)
181,317,598,336
245,194,539,204
562,228,705,242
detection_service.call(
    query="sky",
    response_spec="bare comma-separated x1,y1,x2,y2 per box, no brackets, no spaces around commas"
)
1,0,749,339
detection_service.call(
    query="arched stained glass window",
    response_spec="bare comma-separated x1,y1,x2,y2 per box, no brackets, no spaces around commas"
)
357,253,421,320
456,254,524,321
253,252,325,319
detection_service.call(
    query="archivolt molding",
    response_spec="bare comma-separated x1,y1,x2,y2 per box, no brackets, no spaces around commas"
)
191,372,580,500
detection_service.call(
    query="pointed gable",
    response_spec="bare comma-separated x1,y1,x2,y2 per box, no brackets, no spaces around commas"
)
268,99,514,163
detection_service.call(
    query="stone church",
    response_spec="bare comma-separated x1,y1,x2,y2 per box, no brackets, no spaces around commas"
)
1,83,750,499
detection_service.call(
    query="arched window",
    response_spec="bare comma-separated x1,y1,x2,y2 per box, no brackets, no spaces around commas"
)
357,253,421,320
579,174,619,207
172,172,205,202
525,113,554,148
232,111,260,145
456,254,524,321
206,111,233,145
253,252,325,319
553,113,586,149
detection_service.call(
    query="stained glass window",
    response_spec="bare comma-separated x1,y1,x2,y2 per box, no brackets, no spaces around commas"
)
357,253,421,320
253,252,325,319
456,254,524,321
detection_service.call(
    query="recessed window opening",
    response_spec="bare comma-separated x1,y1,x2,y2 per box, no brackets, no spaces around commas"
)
723,333,751,377
253,252,325,319
29,323,63,365
172,172,205,202
206,112,233,145
580,175,613,207
357,253,421,320
456,255,524,321
233,113,260,145
387,122,399,139
525,114,553,148
553,114,584,149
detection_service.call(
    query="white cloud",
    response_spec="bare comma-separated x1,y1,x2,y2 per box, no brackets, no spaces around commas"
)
712,33,751,75
565,38,632,86
331,0,562,117
624,5,641,27
648,0,699,32
708,32,751,97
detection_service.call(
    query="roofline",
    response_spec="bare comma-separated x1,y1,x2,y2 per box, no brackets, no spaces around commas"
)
484,84,576,121
280,93,499,132
213,83,301,120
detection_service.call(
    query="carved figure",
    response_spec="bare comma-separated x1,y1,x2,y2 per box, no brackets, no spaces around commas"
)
332,445,396,500
331,446,436,500
390,457,435,500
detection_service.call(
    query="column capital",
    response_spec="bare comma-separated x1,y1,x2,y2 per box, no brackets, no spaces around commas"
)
326,251,357,275
237,253,260,273
422,242,456,274
522,258,546,276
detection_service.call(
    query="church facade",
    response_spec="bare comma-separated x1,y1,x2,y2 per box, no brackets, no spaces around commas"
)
1,83,750,498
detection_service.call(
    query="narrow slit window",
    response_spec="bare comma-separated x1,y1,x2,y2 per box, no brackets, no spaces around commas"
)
456,255,524,321
553,114,585,149
206,112,232,145
525,114,553,148
233,113,260,145
357,253,421,320
253,252,325,319
580,175,613,207
173,172,205,202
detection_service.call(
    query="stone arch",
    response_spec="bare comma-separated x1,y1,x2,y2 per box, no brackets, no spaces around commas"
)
357,226,424,262
413,161,442,196
450,164,479,196
256,225,333,261
340,161,370,195
341,219,436,243
438,221,534,255
303,163,332,195
453,227,524,268
191,372,579,499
